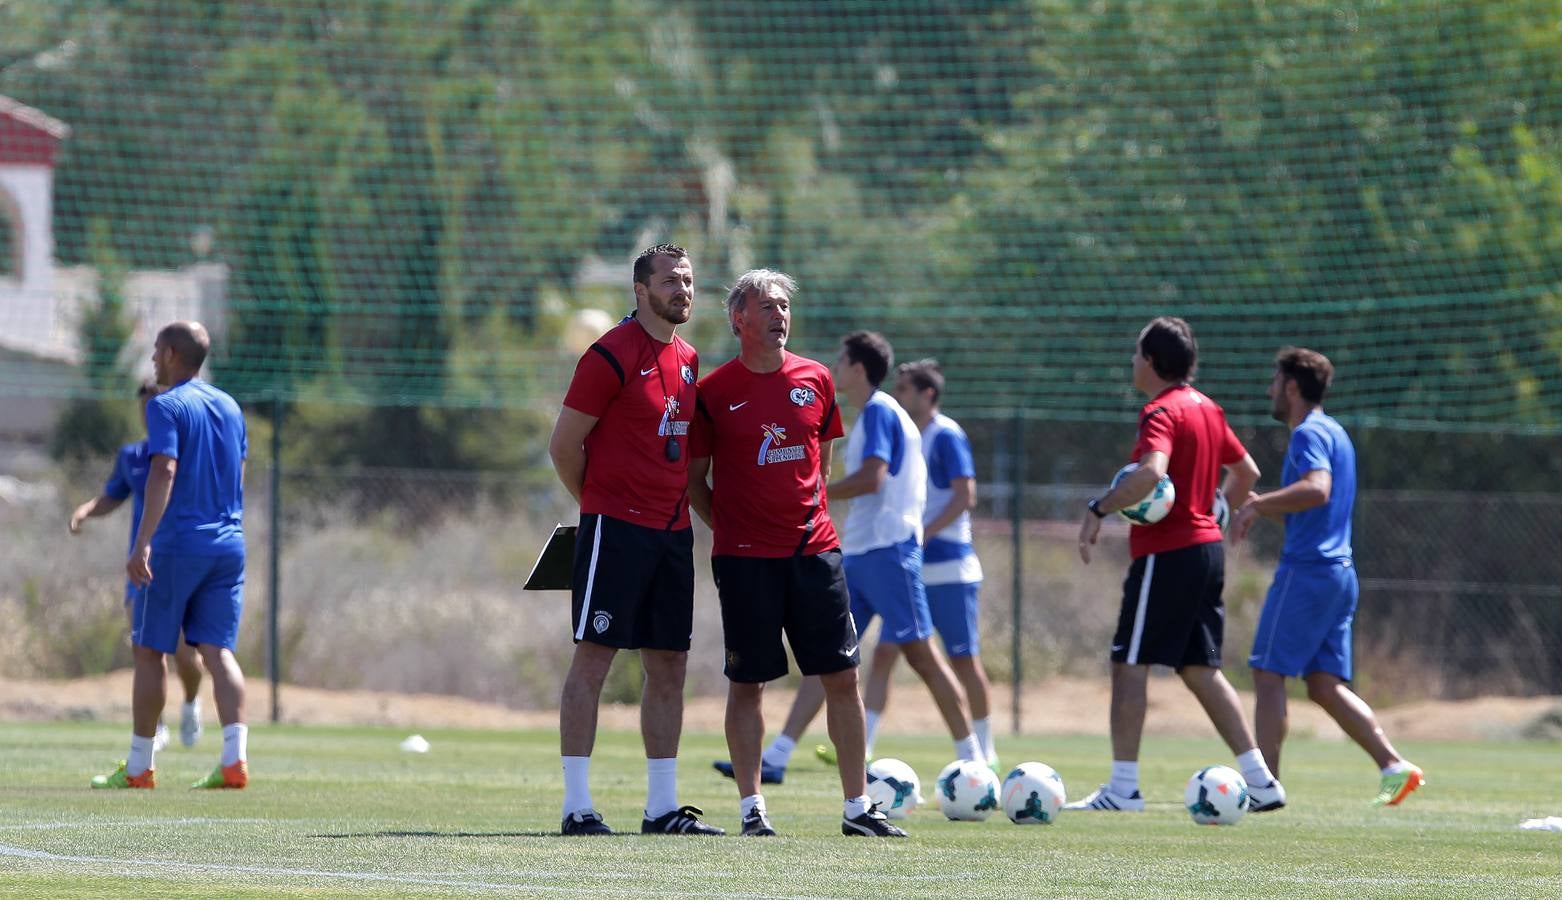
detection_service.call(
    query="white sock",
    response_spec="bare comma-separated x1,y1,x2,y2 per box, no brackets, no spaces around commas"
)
843,794,872,819
761,735,796,770
127,733,156,777
220,723,247,766
645,757,678,819
864,709,881,758
740,793,765,818
973,716,995,761
1382,760,1412,776
1109,759,1139,797
955,733,983,762
1236,748,1277,787
562,755,592,817
183,700,200,720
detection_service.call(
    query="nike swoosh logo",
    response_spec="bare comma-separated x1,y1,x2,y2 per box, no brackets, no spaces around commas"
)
729,401,748,411
640,367,656,376
843,644,858,657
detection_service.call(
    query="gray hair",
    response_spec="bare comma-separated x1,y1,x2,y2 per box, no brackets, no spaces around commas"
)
724,269,798,336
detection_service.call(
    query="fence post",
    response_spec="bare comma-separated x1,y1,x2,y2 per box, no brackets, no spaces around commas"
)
268,394,283,724
1010,408,1024,735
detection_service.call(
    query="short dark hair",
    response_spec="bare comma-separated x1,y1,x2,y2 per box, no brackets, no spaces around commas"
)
841,330,894,387
1138,316,1197,382
896,358,944,403
156,321,210,371
136,379,162,399
633,243,688,286
1275,346,1334,404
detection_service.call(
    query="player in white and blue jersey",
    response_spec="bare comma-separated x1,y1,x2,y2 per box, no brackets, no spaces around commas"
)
749,333,981,782
1232,347,1424,807
847,359,998,765
68,380,204,752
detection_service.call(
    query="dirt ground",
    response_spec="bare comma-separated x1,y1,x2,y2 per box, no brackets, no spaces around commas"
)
2,670,1557,742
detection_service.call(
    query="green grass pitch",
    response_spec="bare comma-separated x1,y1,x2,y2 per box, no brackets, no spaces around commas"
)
1,721,1559,897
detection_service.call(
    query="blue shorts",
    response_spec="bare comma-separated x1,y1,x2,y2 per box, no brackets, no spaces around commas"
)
132,547,246,655
1248,561,1357,680
926,581,981,657
124,580,145,607
845,537,933,645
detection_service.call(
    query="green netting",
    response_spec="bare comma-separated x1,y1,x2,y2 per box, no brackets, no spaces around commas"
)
3,1,1562,431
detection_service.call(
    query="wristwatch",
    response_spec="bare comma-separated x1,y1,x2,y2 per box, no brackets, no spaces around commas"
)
1087,498,1108,519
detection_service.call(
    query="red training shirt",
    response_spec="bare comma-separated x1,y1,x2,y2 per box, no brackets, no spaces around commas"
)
562,317,698,530
689,352,845,557
1128,384,1246,559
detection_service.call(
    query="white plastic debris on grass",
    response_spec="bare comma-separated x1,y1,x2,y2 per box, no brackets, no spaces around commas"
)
399,734,430,753
1519,816,1562,832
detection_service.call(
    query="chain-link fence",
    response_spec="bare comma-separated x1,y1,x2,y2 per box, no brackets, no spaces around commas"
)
6,425,1560,721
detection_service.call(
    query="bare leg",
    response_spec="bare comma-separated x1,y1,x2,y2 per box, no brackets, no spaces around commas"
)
130,644,167,738
725,681,766,798
1305,671,1403,770
559,641,617,757
1178,665,1258,755
820,668,867,798
1252,668,1290,778
195,644,245,727
780,675,827,742
173,640,204,703
949,654,993,721
639,649,687,759
899,638,973,740
862,643,899,715
1110,662,1150,761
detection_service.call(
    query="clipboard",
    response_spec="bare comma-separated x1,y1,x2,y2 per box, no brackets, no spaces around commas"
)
524,524,577,591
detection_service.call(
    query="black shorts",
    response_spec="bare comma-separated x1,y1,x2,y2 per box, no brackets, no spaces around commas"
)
571,513,694,651
1111,541,1225,669
712,550,860,683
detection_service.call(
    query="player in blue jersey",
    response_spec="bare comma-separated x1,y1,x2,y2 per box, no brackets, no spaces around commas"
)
92,322,251,791
846,359,997,765
1231,347,1424,807
69,380,204,751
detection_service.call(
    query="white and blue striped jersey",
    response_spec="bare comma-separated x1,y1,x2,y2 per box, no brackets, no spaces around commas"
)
839,390,925,555
921,413,983,586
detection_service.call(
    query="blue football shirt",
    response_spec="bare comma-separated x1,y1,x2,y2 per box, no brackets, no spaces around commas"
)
144,379,248,555
103,440,152,555
1279,410,1355,565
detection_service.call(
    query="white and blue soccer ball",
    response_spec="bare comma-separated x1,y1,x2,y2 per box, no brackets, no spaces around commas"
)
1111,462,1176,526
936,759,1002,821
1212,488,1230,532
1001,762,1066,825
865,758,923,820
1185,765,1249,826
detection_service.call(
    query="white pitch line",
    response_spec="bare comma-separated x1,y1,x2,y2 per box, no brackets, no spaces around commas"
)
0,817,281,832
0,843,835,898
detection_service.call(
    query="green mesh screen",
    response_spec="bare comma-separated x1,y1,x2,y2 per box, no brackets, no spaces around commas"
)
3,1,1561,431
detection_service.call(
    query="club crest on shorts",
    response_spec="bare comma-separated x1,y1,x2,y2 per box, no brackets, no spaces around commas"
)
592,611,612,634
789,387,816,407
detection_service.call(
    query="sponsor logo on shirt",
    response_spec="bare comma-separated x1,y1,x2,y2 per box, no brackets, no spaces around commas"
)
789,387,816,407
757,423,806,466
658,397,690,436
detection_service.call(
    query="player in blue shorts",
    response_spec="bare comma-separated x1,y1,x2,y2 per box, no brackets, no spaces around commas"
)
733,332,981,782
70,380,205,752
1232,347,1424,807
92,322,251,790
846,359,997,765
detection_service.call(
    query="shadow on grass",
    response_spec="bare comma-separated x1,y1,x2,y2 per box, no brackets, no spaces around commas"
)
312,830,634,839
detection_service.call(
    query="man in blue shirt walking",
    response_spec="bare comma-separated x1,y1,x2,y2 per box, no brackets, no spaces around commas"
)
1231,347,1424,807
93,322,251,791
70,380,205,750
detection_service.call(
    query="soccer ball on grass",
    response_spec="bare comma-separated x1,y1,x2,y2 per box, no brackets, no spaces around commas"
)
1185,765,1249,825
865,758,922,820
1001,762,1066,825
936,759,1001,821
